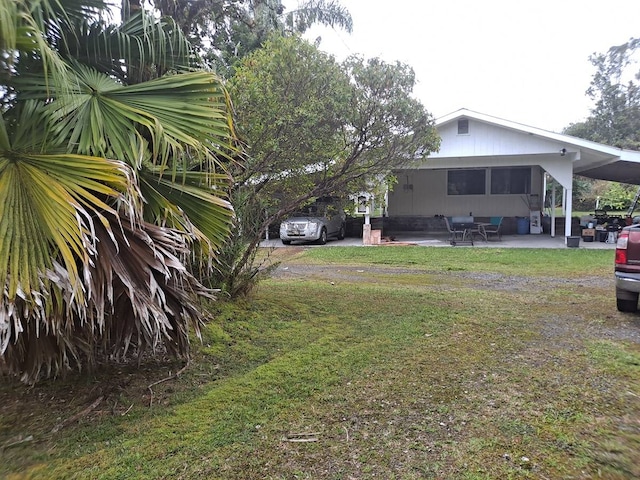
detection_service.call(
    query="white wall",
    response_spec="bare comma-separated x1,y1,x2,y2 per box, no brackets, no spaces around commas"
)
434,120,565,158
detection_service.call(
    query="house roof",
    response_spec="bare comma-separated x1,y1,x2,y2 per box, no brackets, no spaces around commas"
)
436,108,640,184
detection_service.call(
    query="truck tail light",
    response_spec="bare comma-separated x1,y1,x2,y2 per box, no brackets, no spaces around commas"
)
615,231,629,265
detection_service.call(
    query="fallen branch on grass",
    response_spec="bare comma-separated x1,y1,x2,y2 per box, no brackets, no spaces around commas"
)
2,435,34,450
284,432,320,443
147,362,190,407
51,396,104,433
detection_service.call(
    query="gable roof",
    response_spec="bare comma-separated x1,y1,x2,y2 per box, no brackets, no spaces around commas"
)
435,108,640,184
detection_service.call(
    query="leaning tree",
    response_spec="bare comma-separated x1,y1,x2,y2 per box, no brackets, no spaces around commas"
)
213,34,440,296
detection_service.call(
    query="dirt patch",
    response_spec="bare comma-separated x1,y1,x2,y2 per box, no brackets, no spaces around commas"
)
272,263,611,291
271,263,640,347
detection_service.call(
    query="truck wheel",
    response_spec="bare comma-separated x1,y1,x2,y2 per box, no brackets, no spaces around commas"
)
337,225,346,240
617,296,638,312
317,228,327,245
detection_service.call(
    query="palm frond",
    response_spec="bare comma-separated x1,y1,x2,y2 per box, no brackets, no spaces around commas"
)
60,10,194,83
3,0,72,92
140,168,234,249
0,105,131,305
26,66,238,169
1,210,212,382
285,0,353,34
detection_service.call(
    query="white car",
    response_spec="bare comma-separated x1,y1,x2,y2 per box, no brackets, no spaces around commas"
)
279,198,346,245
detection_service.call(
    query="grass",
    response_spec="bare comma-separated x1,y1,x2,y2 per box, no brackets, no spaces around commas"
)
1,246,639,479
287,245,614,276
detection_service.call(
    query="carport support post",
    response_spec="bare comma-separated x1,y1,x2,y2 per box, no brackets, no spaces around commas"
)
551,183,556,237
541,160,575,243
564,186,573,241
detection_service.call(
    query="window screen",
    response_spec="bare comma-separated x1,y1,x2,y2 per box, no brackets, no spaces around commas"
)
447,169,485,195
490,168,531,194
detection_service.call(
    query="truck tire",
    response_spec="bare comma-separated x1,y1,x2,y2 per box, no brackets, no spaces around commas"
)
616,292,638,313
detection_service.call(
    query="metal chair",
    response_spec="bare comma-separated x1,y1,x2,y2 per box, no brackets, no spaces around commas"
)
483,216,503,241
444,216,474,245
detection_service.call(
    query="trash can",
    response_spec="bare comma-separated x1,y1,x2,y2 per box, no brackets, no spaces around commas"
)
516,217,530,235
566,236,580,248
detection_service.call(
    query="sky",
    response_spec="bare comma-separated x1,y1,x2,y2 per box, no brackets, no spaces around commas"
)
283,0,640,133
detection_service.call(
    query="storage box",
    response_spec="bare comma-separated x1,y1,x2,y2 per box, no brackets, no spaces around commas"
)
567,236,580,248
582,228,595,242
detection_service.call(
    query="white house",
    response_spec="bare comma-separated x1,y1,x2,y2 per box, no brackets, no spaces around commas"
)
386,108,640,240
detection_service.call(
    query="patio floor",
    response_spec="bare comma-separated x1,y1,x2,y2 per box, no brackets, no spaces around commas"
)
261,232,617,249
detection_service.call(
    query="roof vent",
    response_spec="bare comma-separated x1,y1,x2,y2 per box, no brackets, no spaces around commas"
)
458,118,469,135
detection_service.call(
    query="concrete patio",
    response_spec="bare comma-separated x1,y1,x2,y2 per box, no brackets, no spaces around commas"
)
261,232,618,249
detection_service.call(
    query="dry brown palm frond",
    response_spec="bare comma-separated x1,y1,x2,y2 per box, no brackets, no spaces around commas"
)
1,211,213,383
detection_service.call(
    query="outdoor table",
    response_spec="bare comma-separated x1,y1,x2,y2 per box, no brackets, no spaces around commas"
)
451,221,475,245
473,222,491,242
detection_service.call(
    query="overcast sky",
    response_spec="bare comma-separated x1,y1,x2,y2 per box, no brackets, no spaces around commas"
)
283,0,640,133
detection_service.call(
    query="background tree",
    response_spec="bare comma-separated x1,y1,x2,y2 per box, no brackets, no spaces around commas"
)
150,0,352,73
1,0,237,382
564,37,640,212
597,182,637,211
214,35,440,296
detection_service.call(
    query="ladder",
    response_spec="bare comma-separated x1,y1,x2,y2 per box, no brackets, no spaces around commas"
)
628,186,640,217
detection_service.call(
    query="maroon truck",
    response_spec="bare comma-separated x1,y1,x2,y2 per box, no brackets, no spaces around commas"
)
615,224,640,312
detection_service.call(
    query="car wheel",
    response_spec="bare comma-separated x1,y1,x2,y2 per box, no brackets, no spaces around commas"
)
281,239,291,245
317,228,327,245
617,296,638,312
337,224,346,240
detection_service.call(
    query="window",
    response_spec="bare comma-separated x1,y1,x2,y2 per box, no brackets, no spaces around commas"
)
457,118,469,135
490,167,531,194
448,169,485,195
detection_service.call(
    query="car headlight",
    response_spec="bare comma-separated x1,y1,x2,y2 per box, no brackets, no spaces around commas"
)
308,222,319,235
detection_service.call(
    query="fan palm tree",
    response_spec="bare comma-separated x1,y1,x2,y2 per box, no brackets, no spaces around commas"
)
0,0,237,382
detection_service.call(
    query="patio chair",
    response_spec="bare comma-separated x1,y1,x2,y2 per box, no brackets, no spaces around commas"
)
444,216,474,246
483,216,503,240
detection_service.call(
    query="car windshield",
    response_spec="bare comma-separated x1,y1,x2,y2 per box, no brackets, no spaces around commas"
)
289,197,342,217
292,204,325,216
303,205,321,215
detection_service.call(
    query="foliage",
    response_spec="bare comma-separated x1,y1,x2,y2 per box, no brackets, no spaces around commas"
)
204,187,280,298
229,35,352,204
140,1,352,295
563,37,640,209
212,34,440,296
150,0,352,73
565,37,640,150
0,0,237,382
597,181,637,211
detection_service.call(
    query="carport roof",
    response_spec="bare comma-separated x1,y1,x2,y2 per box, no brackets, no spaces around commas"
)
437,109,640,184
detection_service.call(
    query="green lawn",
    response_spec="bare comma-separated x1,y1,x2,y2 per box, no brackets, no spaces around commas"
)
1,246,639,479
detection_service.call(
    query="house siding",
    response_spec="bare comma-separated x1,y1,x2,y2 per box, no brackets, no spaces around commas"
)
433,120,565,158
388,167,544,217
